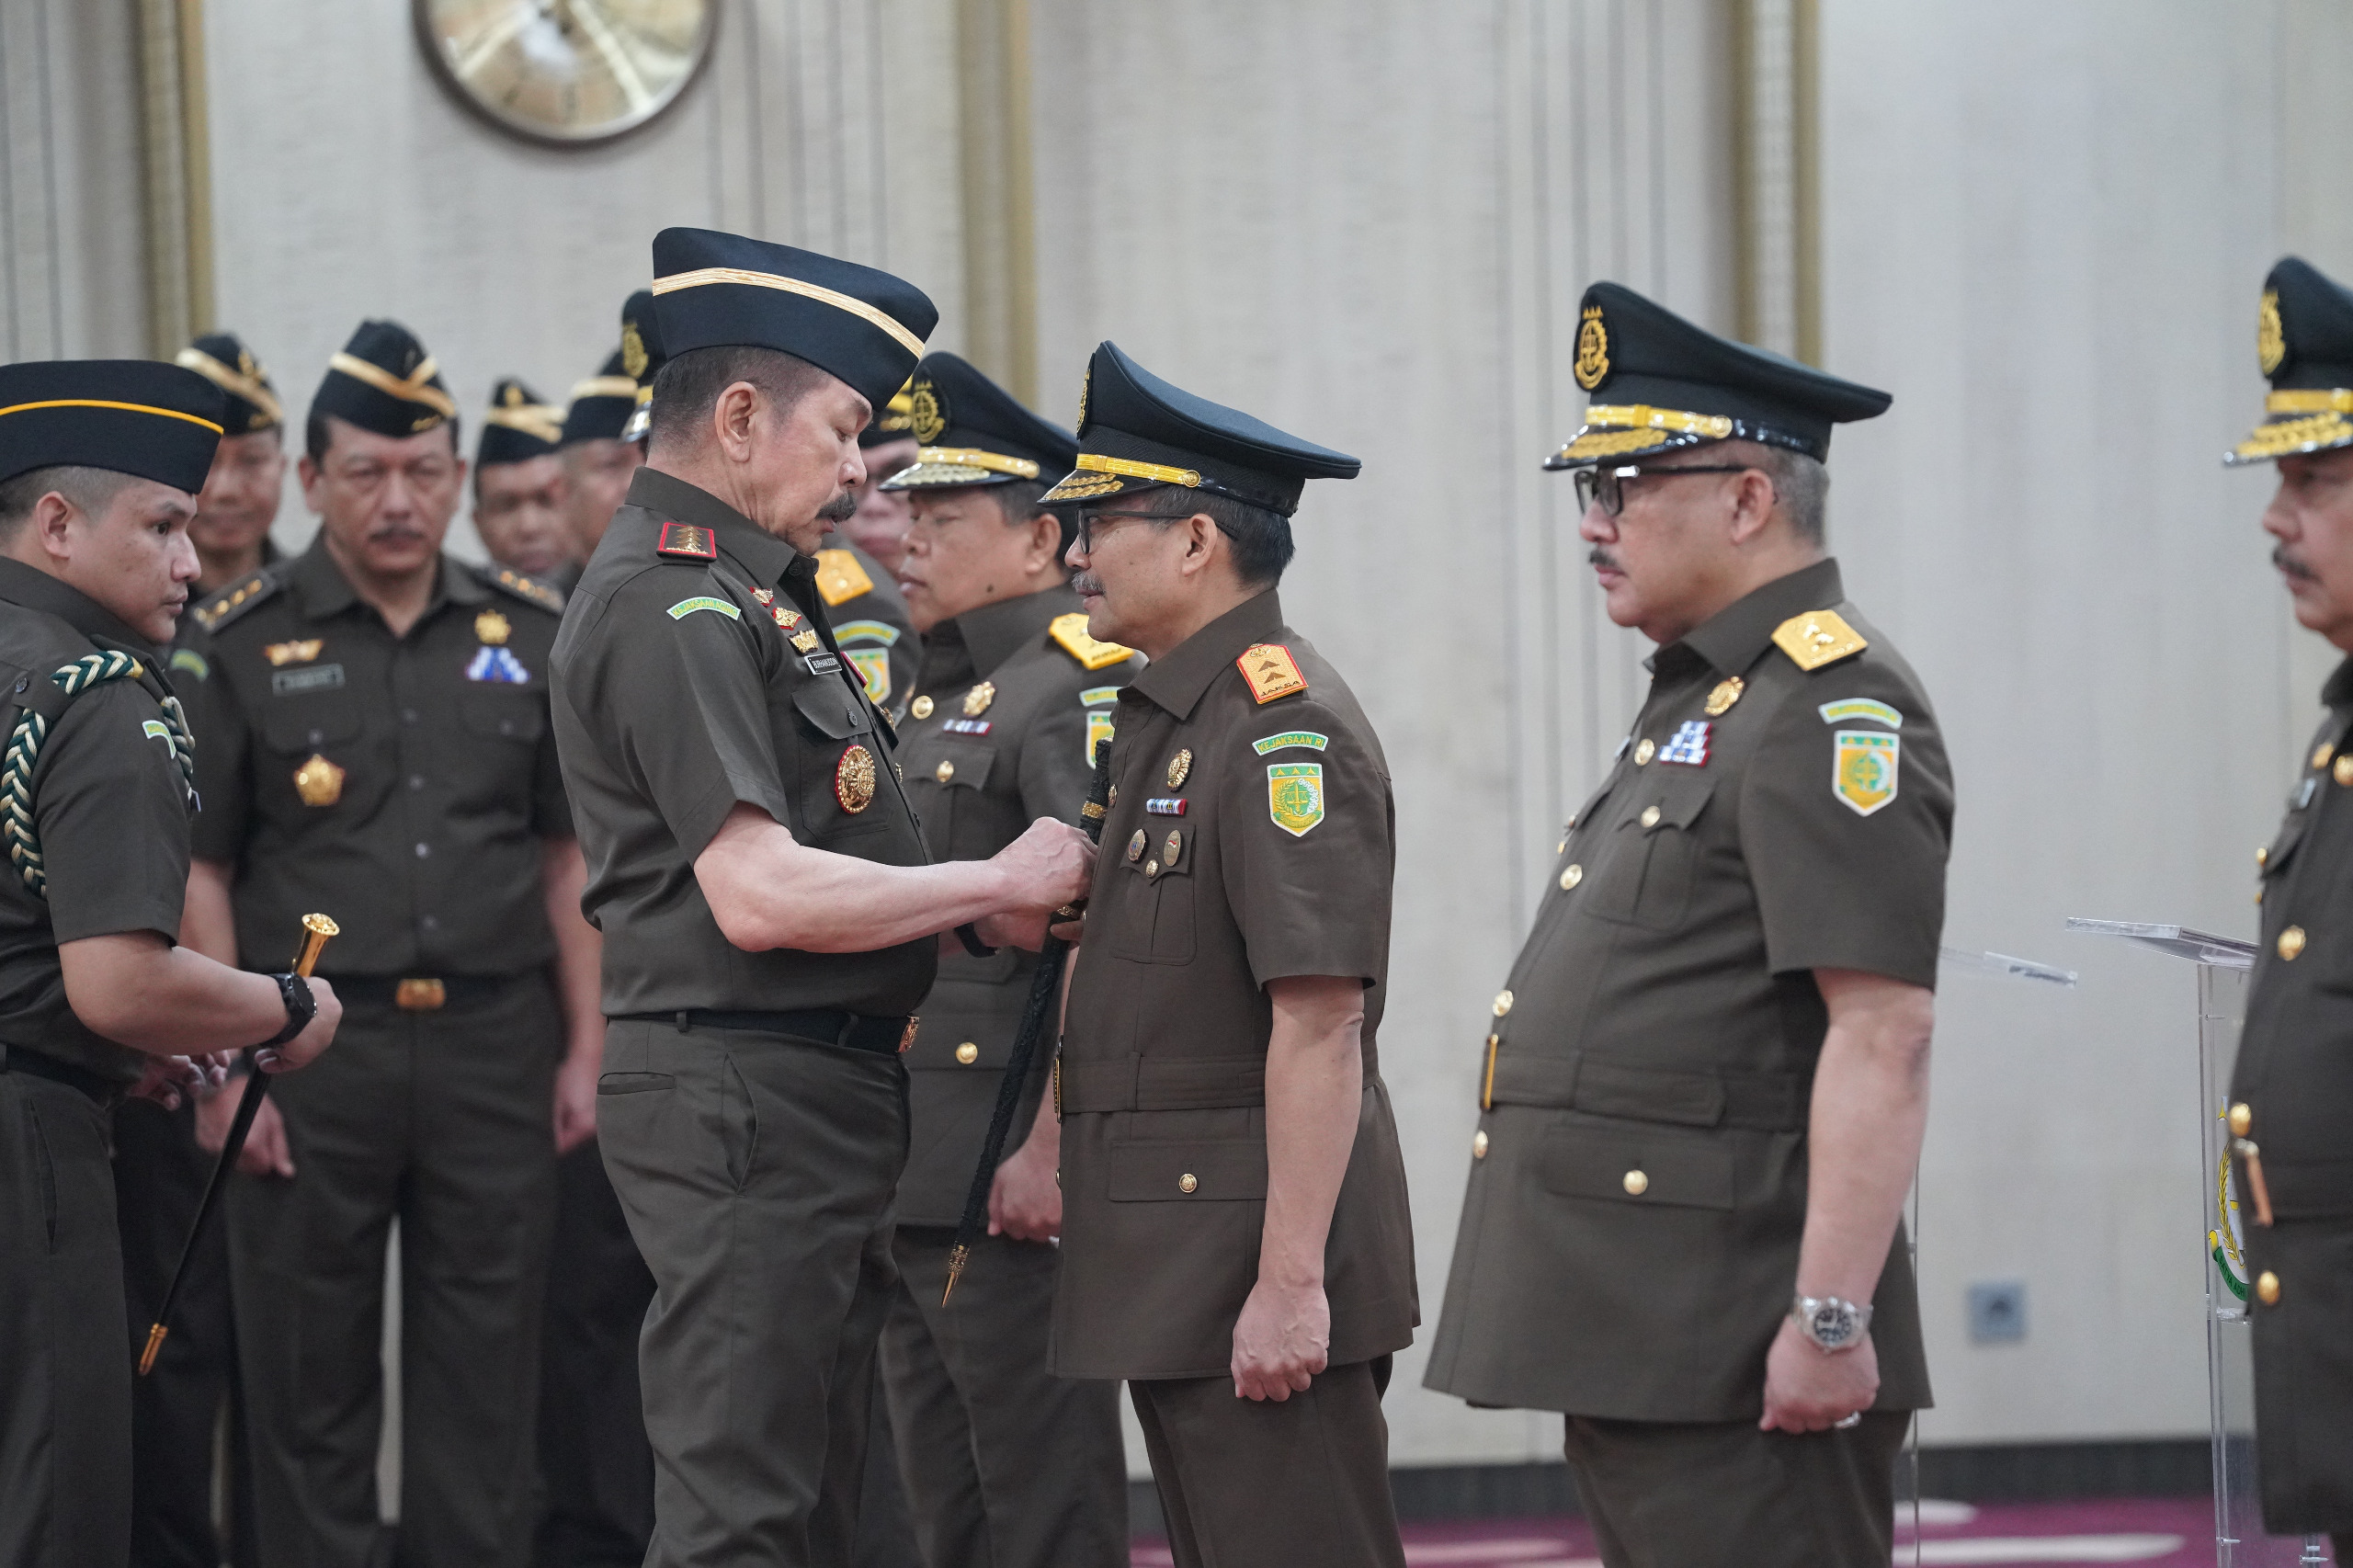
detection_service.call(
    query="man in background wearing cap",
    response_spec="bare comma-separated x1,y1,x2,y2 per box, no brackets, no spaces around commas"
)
551,229,1094,1568
1042,343,1415,1568
875,352,1134,1568
0,358,341,1568
183,320,600,1568
1424,283,1950,1568
2222,256,2353,1562
559,319,648,570
176,332,289,601
474,377,577,592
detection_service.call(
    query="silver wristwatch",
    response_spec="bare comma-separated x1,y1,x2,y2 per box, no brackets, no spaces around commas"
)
1790,1293,1873,1353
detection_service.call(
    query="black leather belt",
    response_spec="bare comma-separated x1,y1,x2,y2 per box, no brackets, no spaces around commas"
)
332,974,517,1011
0,1042,126,1105
618,1008,916,1057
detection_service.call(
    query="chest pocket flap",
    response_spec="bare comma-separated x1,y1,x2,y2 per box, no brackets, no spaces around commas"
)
791,679,872,741
2264,799,2313,881
926,746,995,790
258,687,362,754
1581,778,1714,930
458,689,545,743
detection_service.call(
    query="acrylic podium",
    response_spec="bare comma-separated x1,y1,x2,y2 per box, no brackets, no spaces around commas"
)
2066,919,2328,1567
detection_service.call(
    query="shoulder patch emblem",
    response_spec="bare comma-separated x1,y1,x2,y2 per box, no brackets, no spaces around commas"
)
1086,706,1116,767
168,647,209,682
1818,697,1903,730
1049,612,1135,671
667,596,742,621
845,649,892,705
1267,763,1325,836
1772,609,1868,672
1237,643,1307,704
832,619,900,645
192,570,278,633
1833,730,1899,816
488,568,564,611
1253,731,1328,756
813,548,873,605
1080,685,1121,706
657,522,718,561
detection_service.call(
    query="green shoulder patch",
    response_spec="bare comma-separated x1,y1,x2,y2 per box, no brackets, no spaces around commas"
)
832,619,901,645
1817,698,1903,730
1080,685,1121,706
667,596,743,621
168,647,210,682
1253,731,1329,756
190,569,278,633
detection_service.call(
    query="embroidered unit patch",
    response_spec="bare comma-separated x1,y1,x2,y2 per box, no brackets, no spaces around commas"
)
833,619,897,644
168,648,209,681
1253,731,1329,756
1086,709,1115,767
1267,763,1325,836
1080,685,1121,706
845,648,892,703
465,646,532,684
667,597,741,620
1833,730,1899,816
1818,698,1903,730
1655,720,1711,766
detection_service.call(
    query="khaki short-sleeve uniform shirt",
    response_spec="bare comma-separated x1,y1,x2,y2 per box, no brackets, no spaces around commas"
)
1426,558,1953,1422
1051,589,1418,1382
550,468,934,1017
892,584,1139,1224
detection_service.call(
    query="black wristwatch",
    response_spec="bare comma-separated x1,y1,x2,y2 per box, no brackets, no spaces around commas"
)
260,972,315,1047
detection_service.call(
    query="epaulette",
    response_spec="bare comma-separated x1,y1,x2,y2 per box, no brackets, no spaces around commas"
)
190,569,278,634
1770,608,1868,672
656,520,717,561
478,562,566,613
1236,642,1307,705
813,548,873,606
1048,611,1135,672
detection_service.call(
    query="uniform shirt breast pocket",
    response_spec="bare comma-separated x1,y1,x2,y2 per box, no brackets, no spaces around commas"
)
1107,822,1196,966
787,679,887,841
257,691,384,817
1579,778,1715,931
456,688,545,747
921,744,1000,859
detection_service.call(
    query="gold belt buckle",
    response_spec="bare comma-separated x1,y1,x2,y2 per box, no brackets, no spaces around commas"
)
395,978,447,1011
898,1015,920,1054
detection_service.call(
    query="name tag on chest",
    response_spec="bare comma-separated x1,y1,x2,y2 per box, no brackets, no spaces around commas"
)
271,665,344,697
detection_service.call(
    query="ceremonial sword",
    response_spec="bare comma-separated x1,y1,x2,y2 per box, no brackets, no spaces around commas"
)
139,912,338,1376
943,746,1112,1304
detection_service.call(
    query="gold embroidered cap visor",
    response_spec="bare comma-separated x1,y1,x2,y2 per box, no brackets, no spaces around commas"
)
880,447,1042,490
0,359,226,492
2226,389,2353,466
649,226,939,412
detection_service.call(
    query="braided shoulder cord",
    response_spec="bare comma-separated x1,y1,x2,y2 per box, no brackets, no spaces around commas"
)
4,651,195,897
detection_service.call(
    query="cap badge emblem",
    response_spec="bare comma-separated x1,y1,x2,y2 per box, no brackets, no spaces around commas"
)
908,380,947,444
964,681,995,717
1166,749,1192,790
1574,304,1610,391
1075,362,1093,434
2258,288,2286,377
834,744,878,813
621,321,649,380
474,609,511,646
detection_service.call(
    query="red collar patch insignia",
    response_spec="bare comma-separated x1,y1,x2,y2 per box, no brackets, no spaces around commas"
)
656,521,717,560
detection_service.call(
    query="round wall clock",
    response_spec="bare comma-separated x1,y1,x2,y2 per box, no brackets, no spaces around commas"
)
415,0,718,148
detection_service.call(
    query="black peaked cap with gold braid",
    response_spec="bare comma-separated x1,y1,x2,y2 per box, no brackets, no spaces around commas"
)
618,287,667,444
176,332,282,436
649,227,938,413
879,353,1075,492
860,377,916,448
477,377,564,467
311,319,456,439
1545,282,1889,469
2227,256,2353,466
0,359,224,491
560,347,636,448
1040,341,1358,517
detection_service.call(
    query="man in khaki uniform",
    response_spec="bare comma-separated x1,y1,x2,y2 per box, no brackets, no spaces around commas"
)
2223,255,2353,1560
1424,283,1949,1568
1042,342,1417,1568
875,351,1133,1568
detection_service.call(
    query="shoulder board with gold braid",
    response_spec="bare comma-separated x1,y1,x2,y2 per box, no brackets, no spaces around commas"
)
813,547,874,606
190,569,279,634
1769,608,1869,672
476,562,566,613
1047,612,1135,672
1236,642,1307,704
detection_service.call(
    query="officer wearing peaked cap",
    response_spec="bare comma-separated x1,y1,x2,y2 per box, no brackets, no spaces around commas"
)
1424,282,1950,1568
0,360,342,1568
1044,343,1416,1568
874,351,1134,1568
475,377,578,590
182,318,597,1568
175,331,289,601
550,229,1093,1568
2225,256,2353,1560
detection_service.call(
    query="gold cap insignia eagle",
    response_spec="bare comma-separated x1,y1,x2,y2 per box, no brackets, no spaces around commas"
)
1770,609,1869,672
907,379,947,444
621,321,649,381
1574,304,1610,391
2259,288,2286,377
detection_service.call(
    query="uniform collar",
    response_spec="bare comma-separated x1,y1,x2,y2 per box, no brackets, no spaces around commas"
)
628,466,804,591
2324,655,2353,713
0,556,159,656
956,582,1082,678
289,535,483,621
1128,587,1285,721
1671,557,1845,678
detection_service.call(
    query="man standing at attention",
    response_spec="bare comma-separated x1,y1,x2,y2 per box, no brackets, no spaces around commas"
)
875,350,1134,1568
558,323,645,569
186,320,600,1568
472,377,577,591
175,332,287,600
550,228,1093,1568
1424,282,1950,1568
2221,255,2353,1562
1041,342,1417,1568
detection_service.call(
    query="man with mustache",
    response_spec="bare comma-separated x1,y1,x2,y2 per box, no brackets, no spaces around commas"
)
873,351,1135,1568
1424,283,1950,1568
182,320,601,1568
0,359,342,1568
550,230,1093,1568
2223,256,2353,1563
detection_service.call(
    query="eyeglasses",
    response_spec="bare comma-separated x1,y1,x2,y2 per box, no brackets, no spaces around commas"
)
1072,508,1177,553
1573,463,1751,517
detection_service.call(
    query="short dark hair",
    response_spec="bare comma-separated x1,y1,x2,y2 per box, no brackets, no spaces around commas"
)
0,465,134,540
1748,443,1829,544
978,478,1077,571
304,411,462,468
1147,486,1294,586
648,346,832,451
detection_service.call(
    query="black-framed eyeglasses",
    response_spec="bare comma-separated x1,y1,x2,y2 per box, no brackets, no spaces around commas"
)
1072,508,1178,553
1573,463,1752,517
